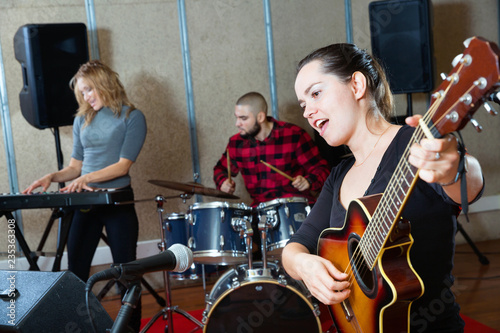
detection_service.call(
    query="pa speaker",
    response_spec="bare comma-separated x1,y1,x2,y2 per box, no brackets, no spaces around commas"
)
369,0,434,94
0,270,113,332
14,23,89,129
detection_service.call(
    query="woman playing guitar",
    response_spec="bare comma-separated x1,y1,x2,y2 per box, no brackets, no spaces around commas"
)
282,42,486,332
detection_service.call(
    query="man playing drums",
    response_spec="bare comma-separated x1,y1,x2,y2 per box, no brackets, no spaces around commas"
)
213,91,330,207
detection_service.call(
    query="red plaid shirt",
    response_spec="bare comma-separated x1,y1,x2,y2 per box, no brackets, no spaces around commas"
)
214,118,330,206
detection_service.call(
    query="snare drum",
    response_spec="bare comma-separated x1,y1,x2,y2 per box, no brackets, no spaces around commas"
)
203,262,321,332
257,197,310,256
187,201,253,265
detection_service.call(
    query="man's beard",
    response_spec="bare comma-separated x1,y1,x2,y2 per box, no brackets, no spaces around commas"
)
241,122,261,139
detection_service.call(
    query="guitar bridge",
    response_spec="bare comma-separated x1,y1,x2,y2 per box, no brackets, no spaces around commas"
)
341,299,354,321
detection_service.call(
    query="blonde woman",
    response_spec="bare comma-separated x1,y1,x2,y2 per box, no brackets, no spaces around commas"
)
24,60,146,331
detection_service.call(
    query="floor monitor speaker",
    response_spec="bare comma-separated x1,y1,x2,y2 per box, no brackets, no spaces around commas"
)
0,270,113,332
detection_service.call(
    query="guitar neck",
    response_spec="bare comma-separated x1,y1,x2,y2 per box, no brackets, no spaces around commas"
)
360,128,423,269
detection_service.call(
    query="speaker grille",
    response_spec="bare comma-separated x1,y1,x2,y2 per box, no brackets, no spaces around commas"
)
14,23,89,129
0,270,113,332
369,0,434,94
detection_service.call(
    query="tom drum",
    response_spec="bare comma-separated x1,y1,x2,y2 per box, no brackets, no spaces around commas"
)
187,201,253,265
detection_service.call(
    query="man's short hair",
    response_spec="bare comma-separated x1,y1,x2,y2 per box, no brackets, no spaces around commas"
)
236,92,268,116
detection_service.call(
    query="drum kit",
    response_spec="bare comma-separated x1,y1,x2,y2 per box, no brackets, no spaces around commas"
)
140,180,322,333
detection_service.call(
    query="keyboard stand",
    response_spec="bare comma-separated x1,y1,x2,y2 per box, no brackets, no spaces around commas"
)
35,207,74,271
0,210,40,271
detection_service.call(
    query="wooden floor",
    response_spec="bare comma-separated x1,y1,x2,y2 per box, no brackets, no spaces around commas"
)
101,239,500,331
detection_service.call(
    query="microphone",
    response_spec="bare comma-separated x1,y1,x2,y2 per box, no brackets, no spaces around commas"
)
85,244,193,289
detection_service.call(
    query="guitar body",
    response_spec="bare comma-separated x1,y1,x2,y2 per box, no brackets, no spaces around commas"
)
318,194,424,333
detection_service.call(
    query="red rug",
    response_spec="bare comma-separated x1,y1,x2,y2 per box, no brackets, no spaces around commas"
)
140,309,499,332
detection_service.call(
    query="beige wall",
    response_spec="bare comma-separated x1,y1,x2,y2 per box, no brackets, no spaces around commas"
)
0,0,498,255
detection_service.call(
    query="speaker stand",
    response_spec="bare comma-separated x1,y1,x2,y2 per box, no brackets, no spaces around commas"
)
457,222,489,265
407,93,413,117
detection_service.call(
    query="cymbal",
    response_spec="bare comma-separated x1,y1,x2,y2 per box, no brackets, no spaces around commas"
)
148,180,239,199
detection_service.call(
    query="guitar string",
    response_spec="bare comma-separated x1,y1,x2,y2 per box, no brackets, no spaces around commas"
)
343,85,451,287
343,125,428,284
344,84,448,279
360,109,435,265
358,64,463,262
357,70,474,276
344,126,428,287
343,116,429,281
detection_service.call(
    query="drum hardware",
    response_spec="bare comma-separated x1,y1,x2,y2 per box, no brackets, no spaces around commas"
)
140,195,203,333
118,193,193,205
256,214,273,276
231,276,240,289
257,197,311,257
187,235,195,249
230,215,254,269
260,209,278,229
277,274,288,287
284,204,290,218
256,209,277,268
148,179,239,200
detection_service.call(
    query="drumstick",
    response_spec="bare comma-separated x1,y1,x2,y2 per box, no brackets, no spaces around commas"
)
226,149,231,182
260,160,295,182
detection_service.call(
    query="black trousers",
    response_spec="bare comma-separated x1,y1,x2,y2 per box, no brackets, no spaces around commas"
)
67,199,141,332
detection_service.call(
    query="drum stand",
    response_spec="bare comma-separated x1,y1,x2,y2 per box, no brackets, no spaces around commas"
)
140,195,203,333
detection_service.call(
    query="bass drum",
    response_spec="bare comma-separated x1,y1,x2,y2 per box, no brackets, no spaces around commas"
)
203,262,321,333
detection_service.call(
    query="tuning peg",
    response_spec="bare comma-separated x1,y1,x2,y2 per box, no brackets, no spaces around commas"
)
489,91,500,105
440,72,459,83
483,102,498,116
474,77,487,89
452,54,463,67
470,117,483,132
432,90,445,99
463,37,473,48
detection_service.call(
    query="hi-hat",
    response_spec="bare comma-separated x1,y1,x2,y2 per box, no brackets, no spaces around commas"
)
148,180,239,199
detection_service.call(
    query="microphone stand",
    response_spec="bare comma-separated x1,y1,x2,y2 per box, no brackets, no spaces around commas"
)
140,195,203,333
110,280,142,333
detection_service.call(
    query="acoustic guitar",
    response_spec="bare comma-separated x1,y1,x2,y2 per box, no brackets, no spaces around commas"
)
318,36,500,333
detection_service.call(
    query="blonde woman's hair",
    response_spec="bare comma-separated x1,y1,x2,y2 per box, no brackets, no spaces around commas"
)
70,60,135,126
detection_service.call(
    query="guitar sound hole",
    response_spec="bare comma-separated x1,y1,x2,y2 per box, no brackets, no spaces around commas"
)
348,235,378,299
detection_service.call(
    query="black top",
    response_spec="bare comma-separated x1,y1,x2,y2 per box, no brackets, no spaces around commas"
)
289,125,482,332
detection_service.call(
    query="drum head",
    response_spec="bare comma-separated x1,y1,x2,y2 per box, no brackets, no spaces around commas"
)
204,279,321,332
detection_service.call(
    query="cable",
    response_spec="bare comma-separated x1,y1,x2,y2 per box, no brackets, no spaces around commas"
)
86,287,98,333
454,275,500,280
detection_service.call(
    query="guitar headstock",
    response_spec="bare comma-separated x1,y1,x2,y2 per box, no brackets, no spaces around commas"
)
430,37,500,136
